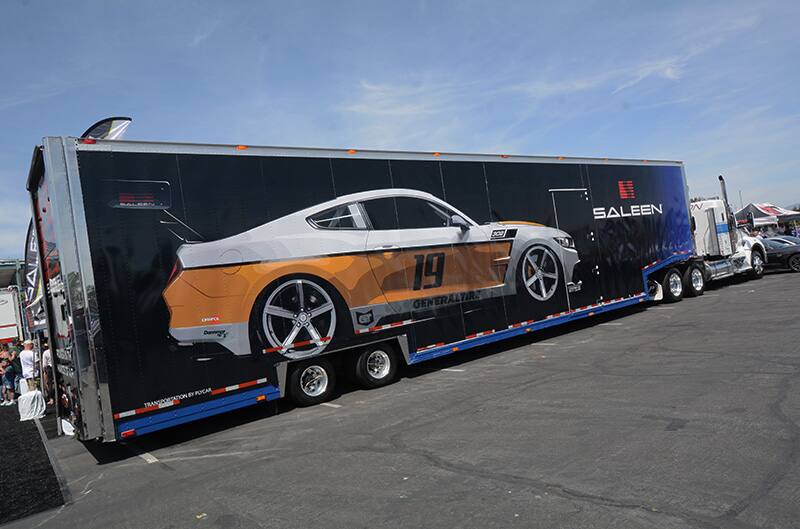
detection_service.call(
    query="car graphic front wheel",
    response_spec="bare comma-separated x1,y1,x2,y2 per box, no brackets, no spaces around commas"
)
520,245,561,301
262,278,337,359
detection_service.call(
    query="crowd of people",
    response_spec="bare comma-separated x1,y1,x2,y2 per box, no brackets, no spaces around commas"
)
749,224,800,239
0,338,53,407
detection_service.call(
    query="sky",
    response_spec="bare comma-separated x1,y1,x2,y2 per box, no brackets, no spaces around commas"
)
0,0,798,258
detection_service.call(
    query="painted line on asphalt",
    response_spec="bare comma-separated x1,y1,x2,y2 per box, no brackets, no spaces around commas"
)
650,306,675,310
598,322,623,326
442,368,465,372
321,402,342,408
126,443,159,464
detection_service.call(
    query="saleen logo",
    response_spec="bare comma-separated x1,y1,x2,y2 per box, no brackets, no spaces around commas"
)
201,316,220,323
593,204,663,220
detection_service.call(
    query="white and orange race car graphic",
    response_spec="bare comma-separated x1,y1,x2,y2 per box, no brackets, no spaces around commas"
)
163,189,580,359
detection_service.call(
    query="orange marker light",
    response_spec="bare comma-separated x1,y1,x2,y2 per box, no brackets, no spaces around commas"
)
235,145,248,150
433,152,441,157
557,156,564,160
347,149,357,154
256,395,266,402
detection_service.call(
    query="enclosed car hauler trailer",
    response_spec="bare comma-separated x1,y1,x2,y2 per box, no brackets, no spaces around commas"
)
28,137,698,441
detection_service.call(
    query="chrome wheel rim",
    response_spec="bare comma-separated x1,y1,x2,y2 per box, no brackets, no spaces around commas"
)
668,272,683,297
752,253,763,274
522,246,560,301
263,279,336,359
366,350,391,379
299,365,328,397
691,268,704,291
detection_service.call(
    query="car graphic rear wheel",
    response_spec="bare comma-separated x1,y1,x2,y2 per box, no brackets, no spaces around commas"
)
520,245,561,301
789,254,800,272
262,278,337,359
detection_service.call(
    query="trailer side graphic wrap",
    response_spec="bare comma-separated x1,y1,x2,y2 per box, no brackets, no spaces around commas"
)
75,151,691,419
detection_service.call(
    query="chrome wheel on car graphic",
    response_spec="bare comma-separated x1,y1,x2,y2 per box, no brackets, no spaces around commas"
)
522,246,560,301
262,278,336,359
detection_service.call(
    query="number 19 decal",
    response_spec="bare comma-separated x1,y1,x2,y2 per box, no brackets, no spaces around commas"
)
413,252,445,290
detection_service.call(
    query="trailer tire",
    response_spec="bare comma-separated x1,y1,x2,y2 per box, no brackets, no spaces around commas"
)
682,264,705,297
749,250,765,279
353,342,399,389
288,358,337,407
661,268,684,302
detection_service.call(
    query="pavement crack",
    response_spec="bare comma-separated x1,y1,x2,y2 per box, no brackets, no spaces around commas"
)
375,433,723,529
717,368,800,521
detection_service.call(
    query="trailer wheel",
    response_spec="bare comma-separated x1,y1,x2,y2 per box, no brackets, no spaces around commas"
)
682,265,705,297
353,343,399,389
288,359,337,406
749,250,765,279
661,268,684,302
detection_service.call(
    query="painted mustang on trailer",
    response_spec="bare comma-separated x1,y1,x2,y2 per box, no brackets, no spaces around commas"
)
163,189,580,359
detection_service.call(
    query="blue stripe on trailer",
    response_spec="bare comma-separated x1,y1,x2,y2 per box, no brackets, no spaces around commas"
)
715,223,729,234
116,385,281,439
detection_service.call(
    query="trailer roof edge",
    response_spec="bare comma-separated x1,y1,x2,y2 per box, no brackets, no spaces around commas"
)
61,137,684,167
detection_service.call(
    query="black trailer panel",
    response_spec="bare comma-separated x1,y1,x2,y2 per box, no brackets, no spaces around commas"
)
30,138,693,440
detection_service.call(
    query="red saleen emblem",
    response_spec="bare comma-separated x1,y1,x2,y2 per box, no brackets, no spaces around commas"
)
618,180,635,199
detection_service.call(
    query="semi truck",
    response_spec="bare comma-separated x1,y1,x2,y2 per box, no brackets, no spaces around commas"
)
29,135,732,441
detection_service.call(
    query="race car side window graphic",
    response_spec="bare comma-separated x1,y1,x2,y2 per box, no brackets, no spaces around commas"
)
362,197,400,230
395,197,460,229
308,203,367,230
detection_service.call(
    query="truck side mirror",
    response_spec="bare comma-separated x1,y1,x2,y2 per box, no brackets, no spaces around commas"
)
746,212,755,228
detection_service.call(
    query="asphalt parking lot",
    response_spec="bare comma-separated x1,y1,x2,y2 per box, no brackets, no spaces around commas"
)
8,272,800,529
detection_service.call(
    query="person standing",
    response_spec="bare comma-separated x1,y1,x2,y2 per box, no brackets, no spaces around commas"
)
41,340,53,405
0,358,15,405
8,344,23,397
19,339,37,392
